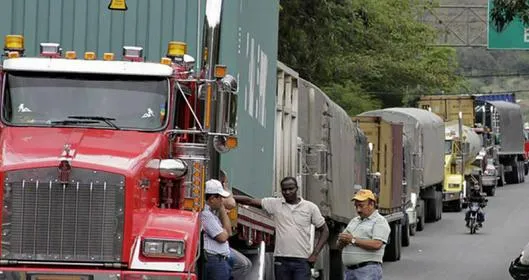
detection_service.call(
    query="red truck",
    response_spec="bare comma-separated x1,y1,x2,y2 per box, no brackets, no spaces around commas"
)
0,1,240,279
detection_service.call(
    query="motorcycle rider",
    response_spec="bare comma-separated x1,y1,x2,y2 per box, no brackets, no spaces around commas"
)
464,183,486,228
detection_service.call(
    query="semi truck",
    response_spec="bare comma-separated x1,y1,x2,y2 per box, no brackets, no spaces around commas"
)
443,121,483,211
359,108,445,232
0,0,248,279
418,95,526,188
352,116,409,256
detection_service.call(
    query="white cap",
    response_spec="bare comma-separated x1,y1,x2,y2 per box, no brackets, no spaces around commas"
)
205,179,230,197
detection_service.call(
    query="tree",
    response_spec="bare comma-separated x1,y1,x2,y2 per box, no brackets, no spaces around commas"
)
278,0,467,110
490,0,529,32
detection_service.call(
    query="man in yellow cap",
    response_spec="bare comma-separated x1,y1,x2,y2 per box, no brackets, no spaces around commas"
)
336,189,391,280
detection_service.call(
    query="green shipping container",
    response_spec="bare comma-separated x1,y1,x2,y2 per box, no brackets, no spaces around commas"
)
0,0,279,198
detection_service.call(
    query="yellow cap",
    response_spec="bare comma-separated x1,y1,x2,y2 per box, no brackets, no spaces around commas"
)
64,51,77,59
160,57,172,65
352,189,376,202
4,35,24,51
167,41,187,57
214,65,227,79
103,53,114,61
84,52,96,60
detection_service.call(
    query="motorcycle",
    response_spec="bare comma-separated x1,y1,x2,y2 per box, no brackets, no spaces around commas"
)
467,202,481,234
463,198,488,234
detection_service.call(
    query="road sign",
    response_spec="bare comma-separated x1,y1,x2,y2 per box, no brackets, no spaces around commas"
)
488,0,529,49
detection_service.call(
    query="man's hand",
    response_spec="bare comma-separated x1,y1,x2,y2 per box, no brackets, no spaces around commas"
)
338,232,354,247
308,253,318,264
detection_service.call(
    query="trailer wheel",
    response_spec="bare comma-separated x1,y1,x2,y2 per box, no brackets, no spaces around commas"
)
520,162,525,183
409,223,416,236
401,216,410,247
329,249,344,280
416,202,425,232
436,191,443,221
484,185,496,197
383,222,401,262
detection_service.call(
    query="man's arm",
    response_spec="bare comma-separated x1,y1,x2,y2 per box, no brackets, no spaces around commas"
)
223,194,237,210
201,211,230,243
309,223,329,262
233,195,263,209
218,205,232,236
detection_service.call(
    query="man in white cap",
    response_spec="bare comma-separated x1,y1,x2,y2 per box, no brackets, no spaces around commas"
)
201,179,233,280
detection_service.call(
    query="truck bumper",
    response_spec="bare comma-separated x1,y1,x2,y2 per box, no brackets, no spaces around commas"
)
481,176,497,186
443,191,461,202
0,267,196,280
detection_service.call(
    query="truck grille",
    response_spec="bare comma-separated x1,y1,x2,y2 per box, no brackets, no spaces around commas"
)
2,168,125,263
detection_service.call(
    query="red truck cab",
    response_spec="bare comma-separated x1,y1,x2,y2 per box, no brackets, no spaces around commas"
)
0,9,238,278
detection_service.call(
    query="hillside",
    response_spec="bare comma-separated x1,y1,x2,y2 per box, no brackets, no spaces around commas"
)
436,0,529,121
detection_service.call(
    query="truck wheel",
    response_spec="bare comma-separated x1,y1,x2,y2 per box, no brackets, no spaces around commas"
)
525,163,528,175
452,199,462,212
425,199,436,223
485,185,496,197
437,191,443,221
520,162,525,183
409,223,416,236
417,202,425,231
329,249,344,280
401,217,410,247
383,222,402,262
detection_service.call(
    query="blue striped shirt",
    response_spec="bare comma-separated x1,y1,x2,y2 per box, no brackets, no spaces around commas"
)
200,204,230,256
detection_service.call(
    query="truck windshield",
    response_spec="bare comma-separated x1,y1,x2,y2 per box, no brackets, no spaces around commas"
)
2,71,169,131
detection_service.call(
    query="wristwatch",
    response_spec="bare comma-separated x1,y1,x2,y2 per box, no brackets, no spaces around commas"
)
350,238,356,245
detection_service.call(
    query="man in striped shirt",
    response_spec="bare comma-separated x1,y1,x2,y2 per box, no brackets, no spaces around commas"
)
201,179,233,280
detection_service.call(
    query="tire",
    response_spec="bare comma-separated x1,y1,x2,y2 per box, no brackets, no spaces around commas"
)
329,249,344,280
525,163,528,175
409,223,416,236
470,220,476,234
426,199,436,223
485,185,496,197
453,199,462,212
401,217,410,247
383,223,401,262
435,191,443,221
416,203,425,232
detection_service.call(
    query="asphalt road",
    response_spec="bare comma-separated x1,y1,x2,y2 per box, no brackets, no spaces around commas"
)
383,181,529,280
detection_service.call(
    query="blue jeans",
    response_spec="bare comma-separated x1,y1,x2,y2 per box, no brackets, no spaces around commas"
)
274,257,311,280
344,263,383,280
228,248,252,280
206,254,232,280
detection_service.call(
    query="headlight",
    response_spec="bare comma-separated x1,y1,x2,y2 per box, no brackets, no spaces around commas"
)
142,239,185,258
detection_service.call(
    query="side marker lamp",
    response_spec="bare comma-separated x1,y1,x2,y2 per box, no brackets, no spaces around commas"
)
103,52,115,61
84,52,96,60
64,51,77,59
7,51,19,59
160,57,172,65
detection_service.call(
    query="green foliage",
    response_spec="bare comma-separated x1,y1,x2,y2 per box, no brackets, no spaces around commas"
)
490,0,529,32
278,0,467,112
